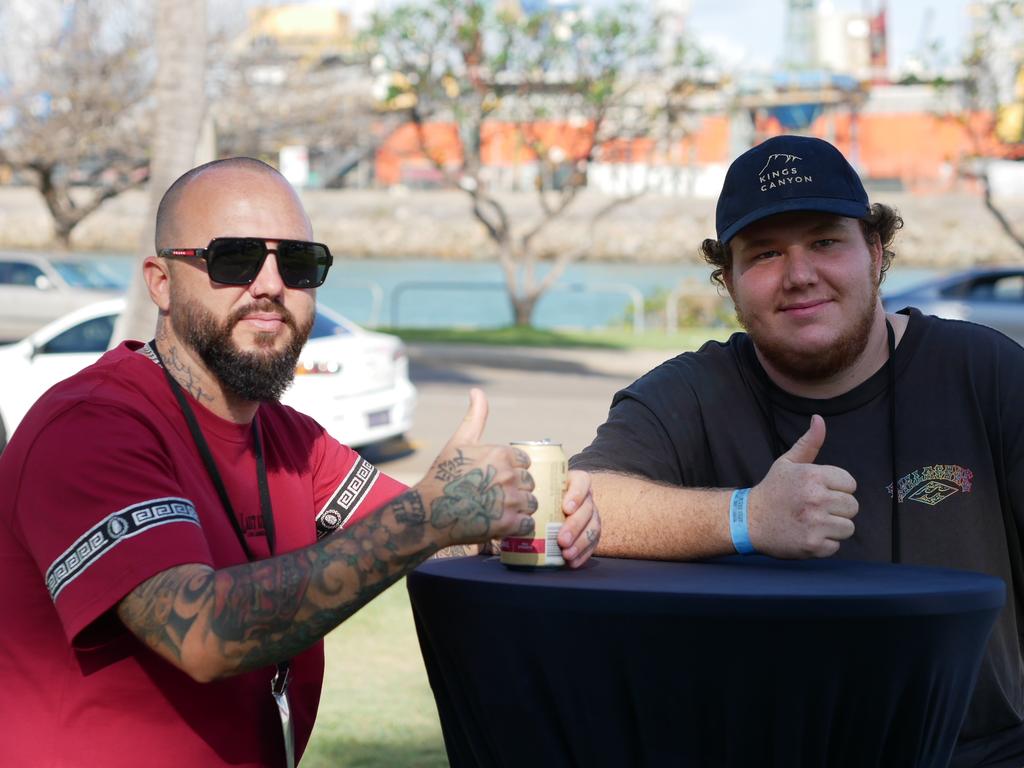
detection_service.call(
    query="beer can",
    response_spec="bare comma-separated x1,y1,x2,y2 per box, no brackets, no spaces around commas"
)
500,440,567,568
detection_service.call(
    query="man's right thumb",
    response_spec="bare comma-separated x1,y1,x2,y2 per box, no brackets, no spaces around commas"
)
782,414,825,464
444,387,489,449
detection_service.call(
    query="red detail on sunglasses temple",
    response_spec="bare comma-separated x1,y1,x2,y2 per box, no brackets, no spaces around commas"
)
168,249,199,256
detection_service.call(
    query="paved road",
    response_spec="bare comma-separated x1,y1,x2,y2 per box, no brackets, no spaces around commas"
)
365,343,676,486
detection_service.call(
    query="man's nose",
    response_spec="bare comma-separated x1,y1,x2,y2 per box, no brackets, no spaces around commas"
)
249,248,285,298
782,247,817,289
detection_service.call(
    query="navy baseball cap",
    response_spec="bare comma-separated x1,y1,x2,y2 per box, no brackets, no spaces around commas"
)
716,135,870,243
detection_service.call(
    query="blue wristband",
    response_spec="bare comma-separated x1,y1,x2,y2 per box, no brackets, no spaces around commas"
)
729,488,756,555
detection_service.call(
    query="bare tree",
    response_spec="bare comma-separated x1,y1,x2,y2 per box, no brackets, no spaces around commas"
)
213,56,381,182
206,8,398,188
365,0,709,326
0,0,153,248
113,0,208,344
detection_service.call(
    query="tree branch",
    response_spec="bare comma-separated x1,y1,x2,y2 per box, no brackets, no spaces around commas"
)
536,190,645,296
980,168,1024,252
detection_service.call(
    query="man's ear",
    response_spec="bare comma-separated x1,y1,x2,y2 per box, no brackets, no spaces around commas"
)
143,256,172,312
723,268,736,302
868,234,884,285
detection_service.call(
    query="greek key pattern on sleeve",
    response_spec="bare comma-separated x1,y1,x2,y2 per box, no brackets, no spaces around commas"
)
315,457,380,539
45,498,200,602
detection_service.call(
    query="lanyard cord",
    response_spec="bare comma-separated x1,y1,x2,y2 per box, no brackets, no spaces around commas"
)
886,320,899,563
744,320,900,562
148,340,276,559
148,340,292,768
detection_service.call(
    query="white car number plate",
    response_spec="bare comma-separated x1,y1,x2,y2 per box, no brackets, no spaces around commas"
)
367,409,391,427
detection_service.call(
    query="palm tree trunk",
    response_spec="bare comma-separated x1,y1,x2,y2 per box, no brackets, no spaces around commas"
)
112,0,208,345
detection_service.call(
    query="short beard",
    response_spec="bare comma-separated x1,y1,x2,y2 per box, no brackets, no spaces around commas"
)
736,273,879,382
171,297,313,402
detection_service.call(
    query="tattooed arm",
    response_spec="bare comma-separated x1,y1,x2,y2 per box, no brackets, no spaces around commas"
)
429,448,493,559
432,543,484,558
117,389,536,682
433,469,602,568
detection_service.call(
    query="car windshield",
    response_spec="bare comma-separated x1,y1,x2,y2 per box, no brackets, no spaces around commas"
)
310,309,354,340
52,261,126,290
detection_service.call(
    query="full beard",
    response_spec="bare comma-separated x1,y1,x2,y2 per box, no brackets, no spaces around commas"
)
170,297,314,402
736,278,880,382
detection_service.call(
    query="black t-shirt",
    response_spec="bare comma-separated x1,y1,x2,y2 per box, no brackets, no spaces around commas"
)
573,308,1024,761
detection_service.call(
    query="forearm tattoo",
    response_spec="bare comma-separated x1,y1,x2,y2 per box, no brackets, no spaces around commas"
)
393,492,427,525
121,490,434,674
121,454,510,677
432,543,477,559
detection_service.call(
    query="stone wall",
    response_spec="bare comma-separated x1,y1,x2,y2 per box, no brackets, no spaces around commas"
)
2,185,1022,268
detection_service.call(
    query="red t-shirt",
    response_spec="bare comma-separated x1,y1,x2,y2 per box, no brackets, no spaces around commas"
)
0,342,406,767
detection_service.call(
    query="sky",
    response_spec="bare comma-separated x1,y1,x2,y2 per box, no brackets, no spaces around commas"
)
684,0,972,74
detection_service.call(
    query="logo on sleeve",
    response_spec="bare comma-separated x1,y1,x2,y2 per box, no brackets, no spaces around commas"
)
316,457,380,539
45,498,200,601
887,465,974,506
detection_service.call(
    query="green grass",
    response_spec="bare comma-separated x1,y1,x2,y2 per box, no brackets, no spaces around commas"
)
378,324,734,351
302,580,448,768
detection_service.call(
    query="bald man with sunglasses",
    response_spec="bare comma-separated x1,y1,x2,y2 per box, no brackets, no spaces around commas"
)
0,157,600,768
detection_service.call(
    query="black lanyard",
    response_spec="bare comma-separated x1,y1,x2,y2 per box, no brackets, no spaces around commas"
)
149,340,275,559
149,340,293,768
885,319,899,563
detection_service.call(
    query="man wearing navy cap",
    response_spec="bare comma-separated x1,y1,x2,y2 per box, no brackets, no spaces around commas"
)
572,135,1024,765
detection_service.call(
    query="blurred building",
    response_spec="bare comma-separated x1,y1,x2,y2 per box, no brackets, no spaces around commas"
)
205,0,1019,198
232,4,357,65
968,0,1024,144
784,0,818,71
779,0,885,82
213,3,377,188
502,0,581,16
654,0,693,70
816,7,872,80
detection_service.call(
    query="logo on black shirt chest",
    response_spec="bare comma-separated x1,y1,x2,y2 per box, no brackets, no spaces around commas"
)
888,464,974,506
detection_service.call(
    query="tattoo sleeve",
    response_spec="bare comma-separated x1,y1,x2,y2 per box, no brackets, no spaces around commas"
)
119,454,511,680
118,489,439,679
431,543,479,559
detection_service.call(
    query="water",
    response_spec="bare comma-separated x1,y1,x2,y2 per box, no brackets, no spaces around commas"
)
91,253,941,330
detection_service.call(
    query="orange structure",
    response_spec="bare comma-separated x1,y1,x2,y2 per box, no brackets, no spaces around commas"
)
375,107,1012,194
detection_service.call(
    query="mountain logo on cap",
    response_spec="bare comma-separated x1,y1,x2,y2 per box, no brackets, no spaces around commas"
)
757,153,813,192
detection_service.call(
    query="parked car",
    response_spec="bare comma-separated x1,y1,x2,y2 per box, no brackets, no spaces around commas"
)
882,266,1024,345
0,252,125,342
0,298,417,453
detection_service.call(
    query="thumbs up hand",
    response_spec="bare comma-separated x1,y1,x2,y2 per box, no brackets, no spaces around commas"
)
748,415,859,558
413,388,538,548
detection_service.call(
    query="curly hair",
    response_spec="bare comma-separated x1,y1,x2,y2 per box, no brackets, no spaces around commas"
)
701,204,904,289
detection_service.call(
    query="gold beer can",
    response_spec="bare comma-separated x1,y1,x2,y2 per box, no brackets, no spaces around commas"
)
500,440,567,568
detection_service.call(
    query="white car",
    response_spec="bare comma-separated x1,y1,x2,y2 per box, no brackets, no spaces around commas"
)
0,252,124,342
0,298,417,453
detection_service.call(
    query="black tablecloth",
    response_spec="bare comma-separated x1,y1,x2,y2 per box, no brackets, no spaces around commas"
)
407,555,1005,768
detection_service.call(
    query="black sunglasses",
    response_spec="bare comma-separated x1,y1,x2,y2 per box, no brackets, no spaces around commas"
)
159,237,333,289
